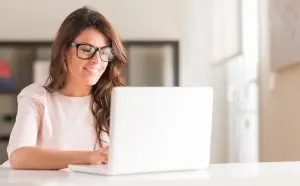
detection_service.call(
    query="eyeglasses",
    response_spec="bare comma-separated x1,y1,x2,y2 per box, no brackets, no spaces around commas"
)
70,42,115,62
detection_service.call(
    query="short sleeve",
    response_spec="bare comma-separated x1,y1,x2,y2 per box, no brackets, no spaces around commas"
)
7,83,46,158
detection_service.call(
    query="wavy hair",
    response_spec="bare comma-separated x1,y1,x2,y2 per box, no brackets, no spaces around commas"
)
45,6,127,147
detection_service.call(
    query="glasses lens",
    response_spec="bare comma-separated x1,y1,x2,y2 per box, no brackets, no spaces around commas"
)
100,46,115,62
77,45,95,59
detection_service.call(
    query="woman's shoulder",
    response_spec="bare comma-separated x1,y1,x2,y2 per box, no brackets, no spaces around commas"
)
18,83,48,105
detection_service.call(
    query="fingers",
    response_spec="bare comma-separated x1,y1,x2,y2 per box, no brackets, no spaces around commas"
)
100,149,108,156
100,150,108,164
103,156,108,164
101,150,108,163
96,156,108,165
94,148,109,165
90,146,109,165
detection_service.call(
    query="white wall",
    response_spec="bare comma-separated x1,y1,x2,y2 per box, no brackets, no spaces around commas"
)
0,0,183,40
0,0,228,163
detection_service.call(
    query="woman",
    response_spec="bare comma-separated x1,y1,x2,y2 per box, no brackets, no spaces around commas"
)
6,6,127,169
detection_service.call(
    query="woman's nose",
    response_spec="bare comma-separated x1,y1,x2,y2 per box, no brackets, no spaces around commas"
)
90,51,102,64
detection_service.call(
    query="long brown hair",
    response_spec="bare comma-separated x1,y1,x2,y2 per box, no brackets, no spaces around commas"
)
45,6,127,147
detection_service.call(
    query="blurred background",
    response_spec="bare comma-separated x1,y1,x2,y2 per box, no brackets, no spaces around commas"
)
0,0,298,165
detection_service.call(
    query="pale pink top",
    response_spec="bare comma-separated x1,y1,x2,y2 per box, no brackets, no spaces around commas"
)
6,83,108,160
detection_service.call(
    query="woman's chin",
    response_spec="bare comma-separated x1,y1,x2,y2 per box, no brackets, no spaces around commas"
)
85,78,100,86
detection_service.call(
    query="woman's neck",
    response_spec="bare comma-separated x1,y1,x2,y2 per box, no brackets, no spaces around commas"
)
59,82,92,97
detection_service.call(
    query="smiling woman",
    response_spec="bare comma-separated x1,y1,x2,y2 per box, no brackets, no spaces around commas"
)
4,6,128,170
58,28,112,93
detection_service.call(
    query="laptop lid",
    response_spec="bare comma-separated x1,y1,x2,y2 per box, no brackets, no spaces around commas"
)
107,87,213,175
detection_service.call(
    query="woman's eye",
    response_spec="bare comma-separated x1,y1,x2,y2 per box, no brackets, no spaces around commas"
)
79,46,93,53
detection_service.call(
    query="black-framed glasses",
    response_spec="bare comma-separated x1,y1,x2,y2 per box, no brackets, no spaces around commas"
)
70,42,115,62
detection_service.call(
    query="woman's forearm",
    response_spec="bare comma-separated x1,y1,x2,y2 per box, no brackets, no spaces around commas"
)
9,147,91,170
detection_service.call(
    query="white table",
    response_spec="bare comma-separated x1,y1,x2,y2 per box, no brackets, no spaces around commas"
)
1,162,300,186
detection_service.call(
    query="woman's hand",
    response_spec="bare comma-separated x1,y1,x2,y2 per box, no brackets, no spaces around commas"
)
88,146,109,165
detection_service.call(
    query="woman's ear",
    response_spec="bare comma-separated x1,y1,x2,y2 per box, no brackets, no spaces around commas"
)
63,49,68,62
63,47,70,64
62,49,69,71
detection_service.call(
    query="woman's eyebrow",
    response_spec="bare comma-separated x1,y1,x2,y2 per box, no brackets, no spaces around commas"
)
74,41,110,48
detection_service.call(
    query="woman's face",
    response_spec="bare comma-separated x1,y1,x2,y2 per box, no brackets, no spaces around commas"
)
65,28,110,87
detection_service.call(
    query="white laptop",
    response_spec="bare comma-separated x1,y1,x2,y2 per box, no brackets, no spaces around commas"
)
69,87,213,175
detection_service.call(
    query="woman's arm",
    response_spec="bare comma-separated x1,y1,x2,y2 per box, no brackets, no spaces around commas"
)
10,146,108,170
7,85,108,170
